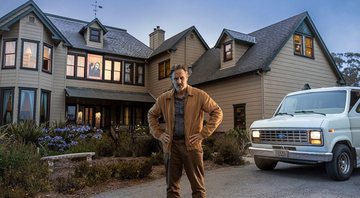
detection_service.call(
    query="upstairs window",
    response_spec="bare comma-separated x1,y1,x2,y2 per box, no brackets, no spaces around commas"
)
90,28,100,42
124,62,134,84
135,64,144,85
223,42,233,62
158,59,170,80
66,55,75,77
22,40,38,69
77,56,85,78
87,54,103,80
2,40,17,68
293,34,314,58
42,44,52,73
113,61,121,82
104,60,112,81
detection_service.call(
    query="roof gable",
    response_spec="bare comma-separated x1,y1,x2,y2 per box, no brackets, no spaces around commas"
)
214,29,256,48
79,18,108,35
150,26,209,58
0,0,70,46
189,11,344,85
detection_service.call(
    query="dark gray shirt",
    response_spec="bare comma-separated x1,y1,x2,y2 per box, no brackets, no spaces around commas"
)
173,96,185,138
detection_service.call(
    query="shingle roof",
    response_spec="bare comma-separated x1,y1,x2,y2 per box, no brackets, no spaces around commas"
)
150,26,209,58
46,14,153,59
189,12,344,85
214,29,256,47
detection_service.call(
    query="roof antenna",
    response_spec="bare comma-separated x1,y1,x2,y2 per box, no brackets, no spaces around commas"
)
92,0,103,18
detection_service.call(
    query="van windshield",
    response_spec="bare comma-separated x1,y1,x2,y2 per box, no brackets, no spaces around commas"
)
275,90,347,115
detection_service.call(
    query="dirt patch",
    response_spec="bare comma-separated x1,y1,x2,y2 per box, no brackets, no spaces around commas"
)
36,157,225,198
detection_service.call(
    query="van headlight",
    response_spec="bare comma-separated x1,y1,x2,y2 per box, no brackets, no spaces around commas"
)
252,130,260,143
309,130,322,145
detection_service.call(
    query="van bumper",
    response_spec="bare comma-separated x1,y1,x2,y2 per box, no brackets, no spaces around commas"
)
249,147,333,162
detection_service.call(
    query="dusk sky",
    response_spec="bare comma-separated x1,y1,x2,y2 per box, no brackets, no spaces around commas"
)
1,0,359,53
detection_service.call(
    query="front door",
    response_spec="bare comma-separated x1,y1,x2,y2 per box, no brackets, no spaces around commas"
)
84,107,94,126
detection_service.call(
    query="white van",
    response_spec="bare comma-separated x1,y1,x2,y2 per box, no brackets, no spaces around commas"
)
249,87,360,180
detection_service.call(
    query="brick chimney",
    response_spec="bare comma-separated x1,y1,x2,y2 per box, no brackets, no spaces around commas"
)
149,26,165,49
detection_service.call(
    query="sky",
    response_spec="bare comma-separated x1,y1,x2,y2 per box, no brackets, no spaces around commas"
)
0,0,359,53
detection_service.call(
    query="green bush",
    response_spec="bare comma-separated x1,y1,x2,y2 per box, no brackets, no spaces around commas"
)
214,135,243,165
112,159,152,179
95,134,115,157
150,152,163,165
202,144,213,161
133,135,156,157
3,121,44,145
0,141,49,197
114,132,133,157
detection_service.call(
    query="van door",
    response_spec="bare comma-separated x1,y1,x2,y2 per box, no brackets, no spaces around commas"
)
349,90,360,160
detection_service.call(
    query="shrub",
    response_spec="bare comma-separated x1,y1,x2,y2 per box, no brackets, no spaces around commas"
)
112,159,152,179
54,177,86,194
133,135,157,157
226,128,251,155
73,162,112,186
0,141,49,196
214,135,243,165
95,134,115,157
2,121,44,145
113,132,133,157
150,152,163,165
202,144,213,161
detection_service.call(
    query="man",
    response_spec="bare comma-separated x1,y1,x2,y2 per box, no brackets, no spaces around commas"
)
148,64,223,198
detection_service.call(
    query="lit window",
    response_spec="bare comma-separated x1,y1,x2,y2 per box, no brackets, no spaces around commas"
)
19,89,36,121
22,41,38,69
105,60,112,80
1,88,14,126
87,54,103,80
66,55,75,76
224,42,232,62
77,56,85,78
124,62,134,84
293,34,314,58
114,61,121,82
42,44,52,73
158,59,170,80
3,40,16,68
40,90,50,124
90,28,100,42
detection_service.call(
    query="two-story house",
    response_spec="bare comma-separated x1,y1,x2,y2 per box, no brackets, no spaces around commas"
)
0,1,344,132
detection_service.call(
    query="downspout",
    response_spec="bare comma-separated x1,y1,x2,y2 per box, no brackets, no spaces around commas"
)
256,70,265,119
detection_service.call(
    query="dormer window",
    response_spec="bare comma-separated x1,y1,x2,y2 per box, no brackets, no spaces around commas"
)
90,28,100,42
223,42,232,62
293,34,314,58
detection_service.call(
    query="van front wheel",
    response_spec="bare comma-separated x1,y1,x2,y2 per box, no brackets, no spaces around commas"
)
254,156,278,170
325,144,353,181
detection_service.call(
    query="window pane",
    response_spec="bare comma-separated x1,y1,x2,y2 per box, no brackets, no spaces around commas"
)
2,89,13,125
224,43,232,61
114,61,121,71
136,65,144,84
66,55,75,76
293,34,302,55
104,60,112,80
159,62,165,79
43,45,52,72
87,54,103,80
22,41,37,68
77,56,85,77
105,71,111,80
305,37,313,57
165,60,171,77
114,71,120,81
67,105,76,122
40,91,50,124
113,61,121,81
5,41,16,53
19,89,35,121
125,62,133,83
5,54,15,66
105,60,112,70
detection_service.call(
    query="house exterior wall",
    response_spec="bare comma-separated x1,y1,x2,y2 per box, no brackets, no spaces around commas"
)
196,73,263,132
263,35,339,118
149,31,207,98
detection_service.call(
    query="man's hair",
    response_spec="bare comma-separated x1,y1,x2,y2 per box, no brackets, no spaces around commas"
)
169,64,189,79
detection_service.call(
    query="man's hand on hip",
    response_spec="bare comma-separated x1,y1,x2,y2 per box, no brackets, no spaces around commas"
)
159,133,170,143
189,133,204,145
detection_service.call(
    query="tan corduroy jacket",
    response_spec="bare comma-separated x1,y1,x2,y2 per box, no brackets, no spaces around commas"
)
148,85,223,153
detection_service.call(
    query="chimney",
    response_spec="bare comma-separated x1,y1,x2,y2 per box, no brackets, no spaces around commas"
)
149,26,165,49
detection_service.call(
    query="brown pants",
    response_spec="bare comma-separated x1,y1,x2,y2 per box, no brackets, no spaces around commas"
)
165,139,205,198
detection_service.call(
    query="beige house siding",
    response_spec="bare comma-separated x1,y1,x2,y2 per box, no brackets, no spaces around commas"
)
66,79,148,93
196,74,262,132
86,23,103,48
263,35,339,118
148,54,171,98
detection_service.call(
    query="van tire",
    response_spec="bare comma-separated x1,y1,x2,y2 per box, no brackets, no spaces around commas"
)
325,144,353,181
254,156,278,170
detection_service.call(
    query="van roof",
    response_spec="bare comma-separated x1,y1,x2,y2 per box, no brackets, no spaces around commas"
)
287,86,360,96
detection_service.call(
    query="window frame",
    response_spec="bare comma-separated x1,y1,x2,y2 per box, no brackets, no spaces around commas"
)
2,39,17,69
0,87,14,126
40,89,51,124
87,53,103,80
21,39,39,70
135,63,145,86
42,43,53,74
104,59,113,81
76,55,86,78
233,103,246,130
18,87,37,122
223,41,233,62
158,59,171,80
66,54,76,77
293,33,314,59
89,27,101,43
113,60,122,83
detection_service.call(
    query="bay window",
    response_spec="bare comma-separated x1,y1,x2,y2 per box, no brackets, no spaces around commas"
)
21,40,39,69
42,44,52,73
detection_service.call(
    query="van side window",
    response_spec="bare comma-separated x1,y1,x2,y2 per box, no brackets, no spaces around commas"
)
350,90,360,112
356,103,360,113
